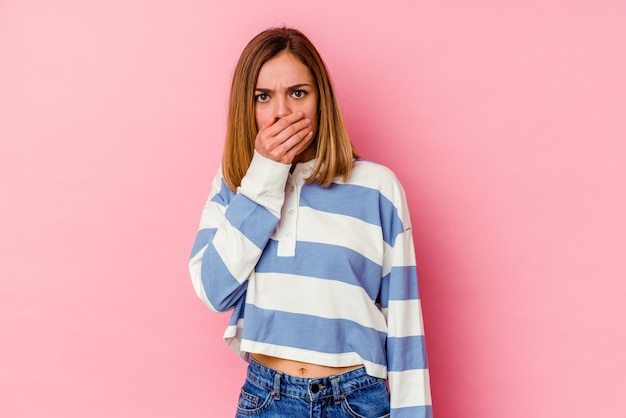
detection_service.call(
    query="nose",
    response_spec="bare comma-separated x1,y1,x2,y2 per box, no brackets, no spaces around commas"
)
274,96,291,119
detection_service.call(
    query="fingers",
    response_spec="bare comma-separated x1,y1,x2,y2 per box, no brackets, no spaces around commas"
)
280,127,314,162
255,112,314,164
259,117,276,131
264,111,304,134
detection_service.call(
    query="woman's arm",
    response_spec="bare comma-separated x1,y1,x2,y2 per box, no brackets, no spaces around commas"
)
380,180,433,418
189,151,291,312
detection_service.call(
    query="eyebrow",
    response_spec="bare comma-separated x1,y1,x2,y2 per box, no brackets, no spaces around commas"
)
254,83,312,93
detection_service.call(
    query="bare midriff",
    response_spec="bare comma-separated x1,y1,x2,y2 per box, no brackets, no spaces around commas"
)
250,353,362,378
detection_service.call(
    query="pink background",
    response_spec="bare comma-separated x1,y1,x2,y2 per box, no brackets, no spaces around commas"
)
2,1,625,417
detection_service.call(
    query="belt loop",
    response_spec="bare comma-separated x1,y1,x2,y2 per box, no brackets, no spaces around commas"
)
330,375,342,405
272,371,282,400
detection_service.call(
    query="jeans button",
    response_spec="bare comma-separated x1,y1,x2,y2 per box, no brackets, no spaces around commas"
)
311,383,320,393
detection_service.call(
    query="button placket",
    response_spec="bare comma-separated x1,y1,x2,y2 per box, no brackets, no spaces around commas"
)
276,176,298,257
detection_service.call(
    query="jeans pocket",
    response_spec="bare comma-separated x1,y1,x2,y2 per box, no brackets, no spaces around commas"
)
341,380,390,418
236,379,274,416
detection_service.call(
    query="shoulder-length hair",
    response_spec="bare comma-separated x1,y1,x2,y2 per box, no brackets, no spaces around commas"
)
221,27,358,191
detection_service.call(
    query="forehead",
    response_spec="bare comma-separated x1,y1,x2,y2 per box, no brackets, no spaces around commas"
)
256,53,314,86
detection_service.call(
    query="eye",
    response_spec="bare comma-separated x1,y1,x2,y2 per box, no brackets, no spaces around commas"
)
292,90,306,99
255,93,269,103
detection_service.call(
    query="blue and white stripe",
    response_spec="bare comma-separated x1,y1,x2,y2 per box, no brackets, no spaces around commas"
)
190,151,432,417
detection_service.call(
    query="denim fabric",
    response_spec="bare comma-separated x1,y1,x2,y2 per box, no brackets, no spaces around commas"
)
235,358,390,418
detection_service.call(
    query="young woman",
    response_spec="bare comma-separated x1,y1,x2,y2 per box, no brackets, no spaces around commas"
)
190,27,432,418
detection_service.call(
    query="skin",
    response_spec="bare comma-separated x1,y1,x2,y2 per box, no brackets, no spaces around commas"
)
254,52,319,165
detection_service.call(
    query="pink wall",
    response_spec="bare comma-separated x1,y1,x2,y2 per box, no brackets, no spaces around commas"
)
2,1,625,417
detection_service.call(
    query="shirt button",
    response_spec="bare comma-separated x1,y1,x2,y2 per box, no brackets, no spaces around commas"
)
286,232,292,238
288,209,294,215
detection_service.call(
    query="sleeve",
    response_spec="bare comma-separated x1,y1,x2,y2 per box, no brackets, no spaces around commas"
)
380,182,433,418
189,151,291,312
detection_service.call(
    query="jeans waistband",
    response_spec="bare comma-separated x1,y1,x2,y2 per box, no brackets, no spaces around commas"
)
246,357,384,402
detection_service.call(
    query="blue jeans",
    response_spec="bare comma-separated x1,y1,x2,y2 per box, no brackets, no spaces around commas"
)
235,358,390,418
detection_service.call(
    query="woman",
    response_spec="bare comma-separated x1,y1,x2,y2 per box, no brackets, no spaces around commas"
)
190,27,432,417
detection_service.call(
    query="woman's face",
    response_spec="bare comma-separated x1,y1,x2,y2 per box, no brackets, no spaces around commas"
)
254,52,319,138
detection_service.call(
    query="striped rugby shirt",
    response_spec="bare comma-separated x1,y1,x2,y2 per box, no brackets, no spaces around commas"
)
190,151,433,417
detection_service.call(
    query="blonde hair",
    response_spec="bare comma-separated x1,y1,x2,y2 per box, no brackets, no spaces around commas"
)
222,27,358,191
